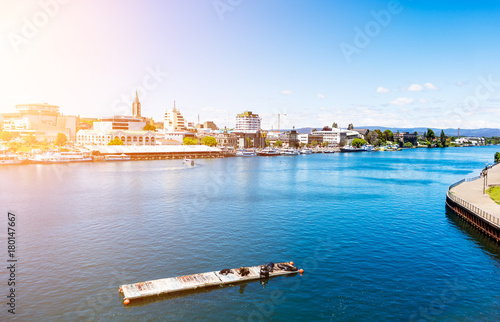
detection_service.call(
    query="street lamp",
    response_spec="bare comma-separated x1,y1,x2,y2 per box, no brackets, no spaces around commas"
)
483,163,489,194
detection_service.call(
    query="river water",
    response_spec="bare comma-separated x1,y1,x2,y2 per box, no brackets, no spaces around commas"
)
1,146,500,321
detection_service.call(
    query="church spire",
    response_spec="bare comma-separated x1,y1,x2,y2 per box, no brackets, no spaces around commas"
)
134,90,139,103
132,90,141,118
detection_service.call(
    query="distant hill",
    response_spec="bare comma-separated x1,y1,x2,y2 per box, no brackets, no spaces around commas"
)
286,127,500,137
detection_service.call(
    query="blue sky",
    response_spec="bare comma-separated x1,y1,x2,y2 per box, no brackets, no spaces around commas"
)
1,0,500,129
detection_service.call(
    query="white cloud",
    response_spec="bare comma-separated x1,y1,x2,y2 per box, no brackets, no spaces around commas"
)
418,98,428,104
390,97,414,106
317,93,325,98
408,84,424,92
281,89,292,95
376,87,390,94
424,82,438,90
457,81,464,87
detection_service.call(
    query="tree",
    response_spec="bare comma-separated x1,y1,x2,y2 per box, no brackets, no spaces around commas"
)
347,123,354,130
24,133,37,145
495,152,500,163
8,142,21,152
440,130,447,147
202,136,217,147
0,131,13,142
274,139,283,147
312,129,317,132
366,131,379,146
374,129,386,144
55,133,68,146
265,139,271,147
246,137,253,148
426,129,435,141
108,137,124,145
183,137,198,145
332,122,338,128
351,138,367,148
311,140,318,146
322,142,329,147
383,129,394,142
404,142,413,148
143,123,156,131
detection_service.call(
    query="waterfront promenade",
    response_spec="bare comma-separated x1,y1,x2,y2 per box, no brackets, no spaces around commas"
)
450,164,500,218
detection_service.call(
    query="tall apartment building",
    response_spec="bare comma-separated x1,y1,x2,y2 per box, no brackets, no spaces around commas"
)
235,111,261,133
164,102,187,132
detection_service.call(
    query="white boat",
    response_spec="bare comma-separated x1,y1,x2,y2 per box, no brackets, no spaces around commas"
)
183,158,194,166
0,148,24,165
31,152,70,163
257,149,280,156
60,151,92,162
236,149,257,157
362,145,374,152
105,154,131,161
300,148,313,154
280,149,300,155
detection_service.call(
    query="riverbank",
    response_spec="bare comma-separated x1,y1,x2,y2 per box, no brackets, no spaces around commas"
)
447,163,500,242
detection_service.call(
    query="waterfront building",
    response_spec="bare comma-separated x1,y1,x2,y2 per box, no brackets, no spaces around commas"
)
235,111,261,133
215,129,238,148
394,132,418,145
93,91,147,131
298,133,324,146
1,103,78,141
164,131,195,143
281,127,299,148
352,129,370,140
196,121,218,131
164,102,187,132
94,115,147,131
76,129,156,146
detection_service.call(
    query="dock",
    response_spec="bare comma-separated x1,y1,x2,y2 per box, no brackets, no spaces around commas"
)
119,262,301,304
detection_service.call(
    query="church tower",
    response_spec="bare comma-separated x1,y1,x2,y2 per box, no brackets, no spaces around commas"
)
132,90,141,118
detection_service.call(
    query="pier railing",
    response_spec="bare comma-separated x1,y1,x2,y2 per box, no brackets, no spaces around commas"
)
447,178,500,229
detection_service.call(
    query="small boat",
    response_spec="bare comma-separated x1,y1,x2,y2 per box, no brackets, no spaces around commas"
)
183,158,194,166
323,149,335,154
236,149,256,157
257,149,280,156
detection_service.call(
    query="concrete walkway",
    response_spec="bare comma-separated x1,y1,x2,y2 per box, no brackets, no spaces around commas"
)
451,164,500,218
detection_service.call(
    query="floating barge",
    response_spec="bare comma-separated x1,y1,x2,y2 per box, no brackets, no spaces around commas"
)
119,262,302,304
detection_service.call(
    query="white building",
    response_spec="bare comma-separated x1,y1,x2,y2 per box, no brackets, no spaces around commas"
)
235,111,261,133
164,103,187,132
94,116,146,131
1,103,78,141
77,130,156,146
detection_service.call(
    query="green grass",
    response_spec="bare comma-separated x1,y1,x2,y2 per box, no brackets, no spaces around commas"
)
486,186,500,205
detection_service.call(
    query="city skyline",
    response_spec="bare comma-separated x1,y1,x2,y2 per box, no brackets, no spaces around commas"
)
1,0,500,130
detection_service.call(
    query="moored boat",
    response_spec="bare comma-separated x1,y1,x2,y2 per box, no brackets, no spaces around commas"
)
257,149,280,156
0,148,24,165
236,149,257,157
340,146,363,153
280,148,299,155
